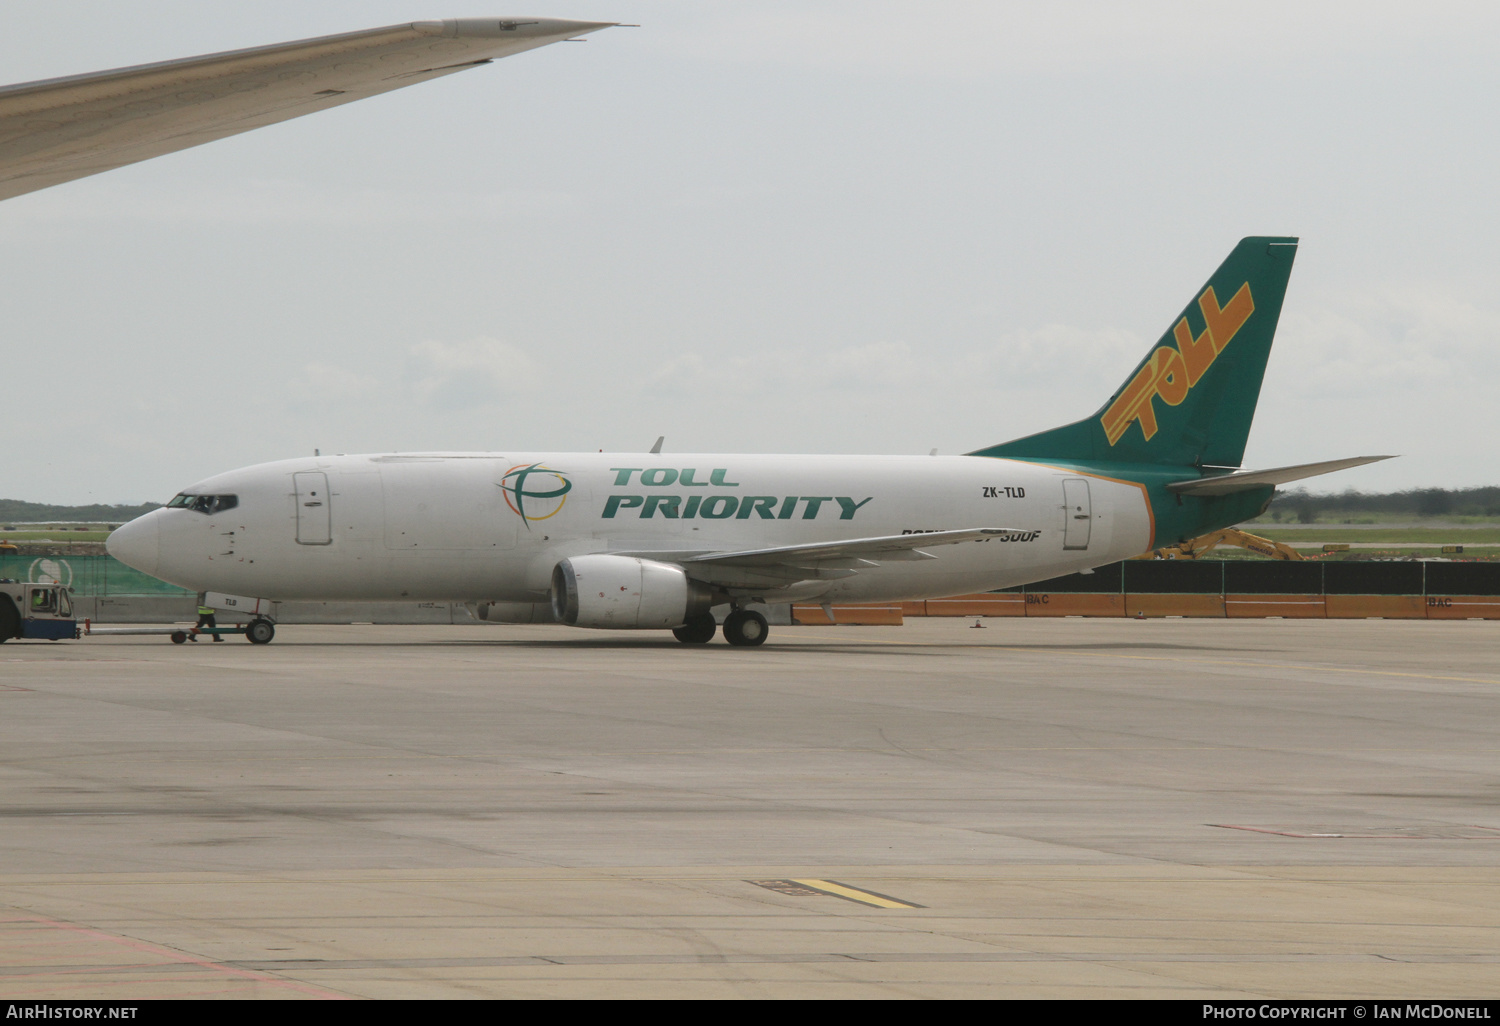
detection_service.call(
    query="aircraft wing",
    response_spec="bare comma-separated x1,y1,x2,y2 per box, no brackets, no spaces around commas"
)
0,17,613,202
617,528,1025,588
1166,456,1395,496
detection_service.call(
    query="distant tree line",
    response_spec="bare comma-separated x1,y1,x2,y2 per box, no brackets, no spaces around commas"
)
0,499,160,525
1267,487,1500,522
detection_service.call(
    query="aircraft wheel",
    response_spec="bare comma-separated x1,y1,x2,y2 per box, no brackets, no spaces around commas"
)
723,609,769,647
672,613,717,644
246,619,276,645
170,631,187,644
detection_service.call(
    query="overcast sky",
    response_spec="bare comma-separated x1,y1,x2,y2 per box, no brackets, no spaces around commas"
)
3,1,1498,504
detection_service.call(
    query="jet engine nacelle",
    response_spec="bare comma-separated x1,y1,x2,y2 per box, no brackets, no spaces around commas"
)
550,554,712,629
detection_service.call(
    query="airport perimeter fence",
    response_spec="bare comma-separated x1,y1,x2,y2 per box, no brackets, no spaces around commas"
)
0,553,191,596
851,559,1500,622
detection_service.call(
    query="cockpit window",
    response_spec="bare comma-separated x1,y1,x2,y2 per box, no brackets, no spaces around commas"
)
167,493,238,515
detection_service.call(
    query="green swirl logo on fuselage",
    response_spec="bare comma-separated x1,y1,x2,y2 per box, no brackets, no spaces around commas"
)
499,463,572,528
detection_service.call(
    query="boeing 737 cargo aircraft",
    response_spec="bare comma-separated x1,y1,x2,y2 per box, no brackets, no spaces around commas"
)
0,20,1387,646
103,236,1389,646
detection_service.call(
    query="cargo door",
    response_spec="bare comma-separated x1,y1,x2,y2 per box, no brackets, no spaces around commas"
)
294,472,332,545
1062,478,1092,550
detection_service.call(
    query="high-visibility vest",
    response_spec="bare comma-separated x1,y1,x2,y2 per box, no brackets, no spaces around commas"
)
197,605,214,616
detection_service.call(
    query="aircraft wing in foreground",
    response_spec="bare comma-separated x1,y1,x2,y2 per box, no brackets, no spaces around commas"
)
0,17,613,202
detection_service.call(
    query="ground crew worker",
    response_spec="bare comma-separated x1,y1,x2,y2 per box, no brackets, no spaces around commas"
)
195,600,223,642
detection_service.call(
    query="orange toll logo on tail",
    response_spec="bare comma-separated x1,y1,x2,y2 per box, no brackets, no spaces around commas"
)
1101,283,1255,445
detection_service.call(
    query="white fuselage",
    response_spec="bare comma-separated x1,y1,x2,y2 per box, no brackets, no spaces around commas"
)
109,452,1155,606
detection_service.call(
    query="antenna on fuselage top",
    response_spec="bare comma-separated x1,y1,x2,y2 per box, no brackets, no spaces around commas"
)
649,436,664,454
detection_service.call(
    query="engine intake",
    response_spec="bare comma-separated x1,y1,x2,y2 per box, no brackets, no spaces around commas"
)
551,554,712,629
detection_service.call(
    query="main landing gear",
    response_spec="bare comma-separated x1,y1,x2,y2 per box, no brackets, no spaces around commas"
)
722,609,768,647
672,608,770,646
672,613,717,645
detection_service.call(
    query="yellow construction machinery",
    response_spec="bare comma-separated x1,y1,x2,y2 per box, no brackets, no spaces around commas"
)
1135,528,1305,561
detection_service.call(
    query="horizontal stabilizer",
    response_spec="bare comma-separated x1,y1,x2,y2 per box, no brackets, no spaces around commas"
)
1165,456,1395,496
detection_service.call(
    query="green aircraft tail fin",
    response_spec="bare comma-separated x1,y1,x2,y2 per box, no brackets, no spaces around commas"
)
970,236,1298,468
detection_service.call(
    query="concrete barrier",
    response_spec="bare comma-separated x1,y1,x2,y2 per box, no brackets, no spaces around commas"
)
1023,594,1125,617
791,604,903,626
919,594,1025,617
1424,596,1500,620
1225,594,1327,618
1323,595,1427,619
1125,594,1226,618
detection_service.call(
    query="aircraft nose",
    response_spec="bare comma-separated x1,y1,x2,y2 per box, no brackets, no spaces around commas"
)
106,511,160,574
